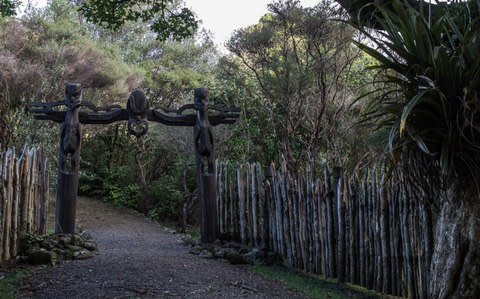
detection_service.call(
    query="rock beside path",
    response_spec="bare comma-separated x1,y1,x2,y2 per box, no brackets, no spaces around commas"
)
188,239,283,266
17,233,98,265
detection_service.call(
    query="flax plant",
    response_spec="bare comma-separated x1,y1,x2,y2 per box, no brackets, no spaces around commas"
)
349,1,480,297
351,0,480,183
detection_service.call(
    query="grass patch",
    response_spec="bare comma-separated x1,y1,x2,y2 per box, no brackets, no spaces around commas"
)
0,269,26,299
250,265,392,299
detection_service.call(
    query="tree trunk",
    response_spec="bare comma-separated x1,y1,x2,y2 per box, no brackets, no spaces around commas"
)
429,184,480,298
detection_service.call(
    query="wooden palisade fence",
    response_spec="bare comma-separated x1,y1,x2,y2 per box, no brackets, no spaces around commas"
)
217,159,432,299
0,146,49,263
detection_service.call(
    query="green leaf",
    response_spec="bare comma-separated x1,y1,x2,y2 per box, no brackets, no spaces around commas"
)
400,90,428,134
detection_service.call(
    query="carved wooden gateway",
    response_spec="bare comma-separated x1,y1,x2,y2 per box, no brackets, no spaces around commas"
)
29,83,240,243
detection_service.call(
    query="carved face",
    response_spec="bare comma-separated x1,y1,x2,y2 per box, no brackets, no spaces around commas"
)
194,87,209,109
127,90,149,137
65,83,82,108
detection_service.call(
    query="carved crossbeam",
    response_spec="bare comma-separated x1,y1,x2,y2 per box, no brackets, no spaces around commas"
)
29,96,240,127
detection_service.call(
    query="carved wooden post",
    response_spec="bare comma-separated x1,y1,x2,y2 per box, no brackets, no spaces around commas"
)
194,88,217,243
56,83,82,234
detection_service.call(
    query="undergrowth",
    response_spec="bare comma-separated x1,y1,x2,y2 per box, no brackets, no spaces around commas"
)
250,265,397,299
0,269,26,299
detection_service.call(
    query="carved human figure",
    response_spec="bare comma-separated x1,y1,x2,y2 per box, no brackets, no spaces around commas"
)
194,87,215,174
56,83,82,234
193,87,218,242
59,83,82,173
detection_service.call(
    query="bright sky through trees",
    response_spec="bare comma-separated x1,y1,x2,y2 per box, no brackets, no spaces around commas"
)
183,0,320,49
20,0,319,51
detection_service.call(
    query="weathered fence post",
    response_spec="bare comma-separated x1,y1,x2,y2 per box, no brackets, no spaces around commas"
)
3,149,14,261
333,166,346,283
380,179,392,294
217,160,432,298
324,166,335,278
264,164,274,250
0,146,49,263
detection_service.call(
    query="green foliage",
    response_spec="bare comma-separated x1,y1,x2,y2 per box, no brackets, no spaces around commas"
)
79,123,199,222
147,153,196,221
104,166,142,209
351,0,480,179
227,0,362,169
79,0,198,41
80,127,142,209
0,269,25,299
21,232,44,245
0,0,20,17
210,56,279,164
141,35,217,105
344,52,378,94
250,265,384,299
148,176,183,220
80,124,135,191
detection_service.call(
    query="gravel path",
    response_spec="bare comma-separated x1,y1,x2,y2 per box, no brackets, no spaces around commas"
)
16,197,307,298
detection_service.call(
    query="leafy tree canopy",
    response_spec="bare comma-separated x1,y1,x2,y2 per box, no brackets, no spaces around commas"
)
78,0,198,41
0,0,20,17
1,0,198,41
227,0,362,169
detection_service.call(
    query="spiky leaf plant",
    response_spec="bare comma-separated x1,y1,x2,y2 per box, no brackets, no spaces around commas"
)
351,0,480,182
350,1,480,297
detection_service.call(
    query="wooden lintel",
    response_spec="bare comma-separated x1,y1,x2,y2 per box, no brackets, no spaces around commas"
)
31,108,240,127
31,109,129,124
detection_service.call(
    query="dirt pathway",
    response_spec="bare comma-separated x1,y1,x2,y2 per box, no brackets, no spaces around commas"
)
17,197,307,298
